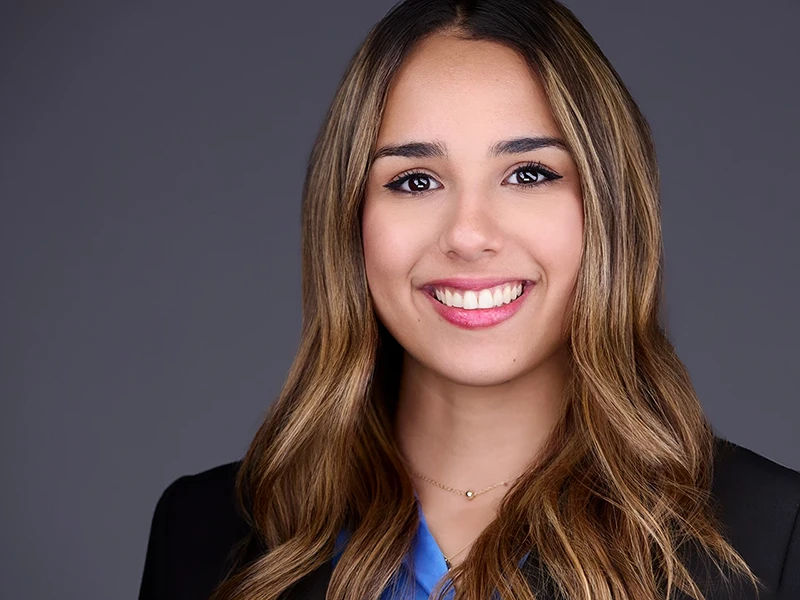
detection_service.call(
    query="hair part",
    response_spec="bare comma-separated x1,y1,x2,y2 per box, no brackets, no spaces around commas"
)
210,1,763,598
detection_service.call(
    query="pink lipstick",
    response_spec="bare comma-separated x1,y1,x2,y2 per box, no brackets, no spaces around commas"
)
422,279,533,330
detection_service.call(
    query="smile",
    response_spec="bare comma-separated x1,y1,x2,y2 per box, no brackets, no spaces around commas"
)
431,281,524,310
422,279,534,329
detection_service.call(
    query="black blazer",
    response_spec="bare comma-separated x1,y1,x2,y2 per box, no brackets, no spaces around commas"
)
138,436,800,599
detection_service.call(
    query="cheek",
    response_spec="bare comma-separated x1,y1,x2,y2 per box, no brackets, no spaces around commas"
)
544,205,584,306
518,196,584,289
361,201,425,300
547,218,583,275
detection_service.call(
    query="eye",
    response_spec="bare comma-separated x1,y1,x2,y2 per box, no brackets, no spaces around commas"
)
504,162,562,188
382,161,562,197
384,171,442,196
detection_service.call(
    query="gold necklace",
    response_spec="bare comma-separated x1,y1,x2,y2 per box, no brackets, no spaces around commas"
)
400,457,527,570
402,457,524,500
407,467,517,499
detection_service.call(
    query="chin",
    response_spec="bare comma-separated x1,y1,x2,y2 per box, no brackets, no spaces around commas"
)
426,357,531,388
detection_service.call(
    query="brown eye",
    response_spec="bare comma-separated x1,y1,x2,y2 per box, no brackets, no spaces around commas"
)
512,169,543,184
384,172,443,195
505,162,562,187
408,175,432,192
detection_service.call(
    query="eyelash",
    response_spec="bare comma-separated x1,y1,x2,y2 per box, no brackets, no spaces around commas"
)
383,161,562,197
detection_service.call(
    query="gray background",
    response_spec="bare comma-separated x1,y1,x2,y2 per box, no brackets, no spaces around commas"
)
1,1,797,598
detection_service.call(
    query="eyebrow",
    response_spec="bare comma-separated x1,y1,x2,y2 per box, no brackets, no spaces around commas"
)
371,136,570,162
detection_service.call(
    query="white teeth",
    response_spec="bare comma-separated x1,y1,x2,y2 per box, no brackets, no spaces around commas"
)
492,288,503,306
477,289,493,308
463,290,478,309
432,282,527,310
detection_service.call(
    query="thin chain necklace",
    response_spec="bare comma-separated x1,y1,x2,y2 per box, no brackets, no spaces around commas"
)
399,456,526,570
407,466,518,500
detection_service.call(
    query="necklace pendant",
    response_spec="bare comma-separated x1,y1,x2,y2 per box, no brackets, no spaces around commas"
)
465,490,475,499
444,556,452,570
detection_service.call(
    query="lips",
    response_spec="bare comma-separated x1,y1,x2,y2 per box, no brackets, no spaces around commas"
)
421,278,534,329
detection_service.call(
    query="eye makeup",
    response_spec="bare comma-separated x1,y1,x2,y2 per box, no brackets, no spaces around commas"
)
383,161,562,196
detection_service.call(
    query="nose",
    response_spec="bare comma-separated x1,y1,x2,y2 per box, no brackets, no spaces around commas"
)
437,190,503,261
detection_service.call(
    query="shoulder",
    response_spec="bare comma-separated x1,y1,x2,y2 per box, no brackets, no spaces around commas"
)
140,442,800,598
710,435,800,596
157,461,245,527
139,461,250,600
711,435,800,517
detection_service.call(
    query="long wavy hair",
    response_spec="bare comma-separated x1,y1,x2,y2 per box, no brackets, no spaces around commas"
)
209,1,762,599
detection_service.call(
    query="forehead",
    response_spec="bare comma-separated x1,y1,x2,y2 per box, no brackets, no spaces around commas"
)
378,34,560,144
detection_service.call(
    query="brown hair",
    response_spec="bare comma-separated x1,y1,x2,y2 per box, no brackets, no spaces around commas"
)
210,1,762,598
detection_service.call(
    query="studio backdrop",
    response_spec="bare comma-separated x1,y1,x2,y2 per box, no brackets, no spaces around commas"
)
0,1,797,599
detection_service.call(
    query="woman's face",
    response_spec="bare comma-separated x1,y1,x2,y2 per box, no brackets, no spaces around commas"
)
362,34,584,387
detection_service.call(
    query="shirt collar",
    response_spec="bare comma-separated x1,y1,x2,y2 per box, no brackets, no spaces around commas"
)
332,492,452,596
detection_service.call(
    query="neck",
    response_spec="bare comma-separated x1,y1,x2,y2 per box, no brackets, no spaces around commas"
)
392,347,570,497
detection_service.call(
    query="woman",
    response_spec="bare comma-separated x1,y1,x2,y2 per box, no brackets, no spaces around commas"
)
138,0,800,598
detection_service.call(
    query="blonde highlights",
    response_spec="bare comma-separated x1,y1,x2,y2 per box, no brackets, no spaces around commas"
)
209,1,762,599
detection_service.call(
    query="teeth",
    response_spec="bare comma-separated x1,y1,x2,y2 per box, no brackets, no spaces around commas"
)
492,288,503,306
478,289,493,308
432,282,526,310
463,290,478,309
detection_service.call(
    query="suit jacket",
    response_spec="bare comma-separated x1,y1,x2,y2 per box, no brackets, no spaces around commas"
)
138,436,800,599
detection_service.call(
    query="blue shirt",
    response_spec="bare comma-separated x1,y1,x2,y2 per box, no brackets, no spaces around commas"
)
332,496,530,599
